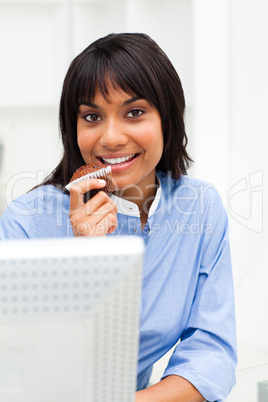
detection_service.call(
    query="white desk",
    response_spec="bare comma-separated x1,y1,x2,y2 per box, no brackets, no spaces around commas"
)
226,364,268,402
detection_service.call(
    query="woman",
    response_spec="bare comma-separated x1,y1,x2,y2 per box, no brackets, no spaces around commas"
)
0,33,237,401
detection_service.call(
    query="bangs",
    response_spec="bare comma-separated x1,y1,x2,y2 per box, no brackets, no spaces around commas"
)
73,47,158,108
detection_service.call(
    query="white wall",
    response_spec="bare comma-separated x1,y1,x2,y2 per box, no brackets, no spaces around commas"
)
191,0,268,372
0,0,268,382
229,0,268,361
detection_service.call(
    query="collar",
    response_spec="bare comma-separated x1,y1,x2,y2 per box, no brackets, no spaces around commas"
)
110,175,161,218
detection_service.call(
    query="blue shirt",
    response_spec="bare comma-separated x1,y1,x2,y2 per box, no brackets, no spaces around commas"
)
0,171,237,401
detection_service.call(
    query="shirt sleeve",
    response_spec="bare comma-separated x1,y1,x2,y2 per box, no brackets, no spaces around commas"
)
0,200,37,239
162,188,237,402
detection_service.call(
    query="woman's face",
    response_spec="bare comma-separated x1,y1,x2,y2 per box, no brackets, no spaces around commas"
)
77,85,163,201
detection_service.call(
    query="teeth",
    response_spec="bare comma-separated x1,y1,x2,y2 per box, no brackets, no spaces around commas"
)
102,154,135,165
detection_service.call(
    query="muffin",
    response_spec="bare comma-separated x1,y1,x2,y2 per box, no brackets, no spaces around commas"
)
65,163,113,198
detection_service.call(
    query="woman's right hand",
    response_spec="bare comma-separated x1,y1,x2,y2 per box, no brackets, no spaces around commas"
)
69,178,118,237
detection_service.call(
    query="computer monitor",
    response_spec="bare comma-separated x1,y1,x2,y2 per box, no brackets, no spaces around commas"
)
0,236,144,402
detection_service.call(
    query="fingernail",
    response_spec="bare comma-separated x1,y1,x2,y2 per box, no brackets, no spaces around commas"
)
98,179,106,185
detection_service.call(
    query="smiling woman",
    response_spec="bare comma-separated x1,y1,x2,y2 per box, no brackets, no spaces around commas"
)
76,87,163,206
0,33,237,402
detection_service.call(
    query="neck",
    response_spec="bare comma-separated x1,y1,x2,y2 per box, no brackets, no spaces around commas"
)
113,175,158,225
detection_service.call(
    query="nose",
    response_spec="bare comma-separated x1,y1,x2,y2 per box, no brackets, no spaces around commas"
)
99,120,128,149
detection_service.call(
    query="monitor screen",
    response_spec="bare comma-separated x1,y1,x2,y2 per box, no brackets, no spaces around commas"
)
0,236,144,402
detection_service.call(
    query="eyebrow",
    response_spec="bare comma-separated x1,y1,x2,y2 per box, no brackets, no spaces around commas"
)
121,96,143,107
79,96,144,109
79,101,100,109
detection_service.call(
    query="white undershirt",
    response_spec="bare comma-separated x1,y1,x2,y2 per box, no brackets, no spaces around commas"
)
110,176,161,218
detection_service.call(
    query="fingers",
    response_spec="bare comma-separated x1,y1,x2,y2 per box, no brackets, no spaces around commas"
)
84,190,117,213
69,178,106,212
90,212,118,236
71,208,118,237
69,179,118,237
70,190,117,219
83,201,117,225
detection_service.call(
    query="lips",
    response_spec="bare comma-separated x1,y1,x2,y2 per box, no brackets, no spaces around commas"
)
99,153,138,166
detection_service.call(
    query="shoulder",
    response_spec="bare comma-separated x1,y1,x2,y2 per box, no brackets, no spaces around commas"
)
158,171,222,208
0,185,70,239
158,170,212,189
156,171,228,236
13,184,68,204
7,185,69,212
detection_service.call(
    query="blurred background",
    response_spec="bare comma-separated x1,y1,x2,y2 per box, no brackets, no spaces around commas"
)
0,0,267,393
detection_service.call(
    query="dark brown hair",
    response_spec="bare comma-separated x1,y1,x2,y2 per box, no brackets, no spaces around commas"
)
43,32,192,190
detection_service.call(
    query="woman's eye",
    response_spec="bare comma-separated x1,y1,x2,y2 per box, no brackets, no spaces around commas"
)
127,109,143,118
84,113,100,122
